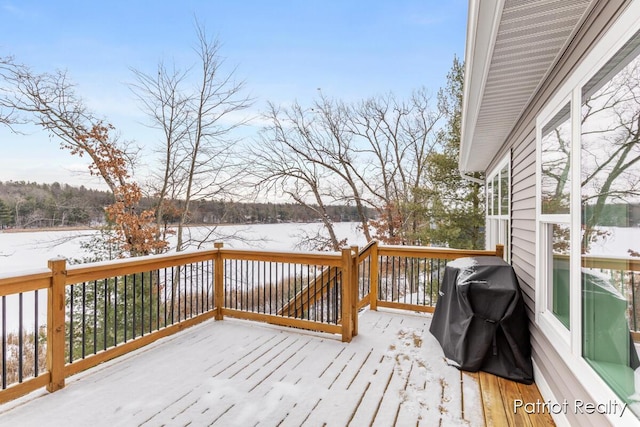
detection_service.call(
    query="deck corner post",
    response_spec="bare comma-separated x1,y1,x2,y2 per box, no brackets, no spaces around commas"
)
370,241,379,311
496,244,505,260
47,257,67,393
214,242,224,321
341,247,353,342
350,245,359,337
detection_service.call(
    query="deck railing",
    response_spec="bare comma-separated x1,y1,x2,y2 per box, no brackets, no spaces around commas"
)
367,243,504,313
0,241,501,405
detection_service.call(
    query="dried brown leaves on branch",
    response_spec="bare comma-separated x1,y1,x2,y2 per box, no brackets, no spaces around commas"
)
76,124,168,257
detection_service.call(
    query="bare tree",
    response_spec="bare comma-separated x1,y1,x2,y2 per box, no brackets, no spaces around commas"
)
252,89,444,248
131,22,252,251
346,89,445,243
305,95,373,241
251,102,344,251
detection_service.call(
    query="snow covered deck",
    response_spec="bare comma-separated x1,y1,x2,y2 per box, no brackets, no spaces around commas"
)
0,309,553,426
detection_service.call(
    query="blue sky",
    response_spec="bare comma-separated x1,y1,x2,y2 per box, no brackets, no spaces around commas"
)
0,0,467,189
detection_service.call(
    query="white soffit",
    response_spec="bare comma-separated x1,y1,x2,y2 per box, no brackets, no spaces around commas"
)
460,0,591,172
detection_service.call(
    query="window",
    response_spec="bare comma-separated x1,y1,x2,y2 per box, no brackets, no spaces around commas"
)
539,103,571,331
579,28,640,409
536,9,640,420
486,156,510,261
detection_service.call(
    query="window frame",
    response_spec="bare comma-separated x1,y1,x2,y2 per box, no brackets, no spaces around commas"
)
486,154,511,262
536,97,573,350
534,3,640,424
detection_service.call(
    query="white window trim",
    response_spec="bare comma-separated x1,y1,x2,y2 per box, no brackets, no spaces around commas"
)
535,97,572,349
534,3,640,425
486,154,511,261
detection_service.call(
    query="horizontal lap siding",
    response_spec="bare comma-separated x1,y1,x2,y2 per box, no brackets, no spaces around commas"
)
510,127,538,322
484,1,632,424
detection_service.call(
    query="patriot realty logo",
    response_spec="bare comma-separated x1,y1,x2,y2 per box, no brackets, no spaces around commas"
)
514,399,627,417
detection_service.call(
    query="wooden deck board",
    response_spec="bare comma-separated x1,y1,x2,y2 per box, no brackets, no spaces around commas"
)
0,309,555,427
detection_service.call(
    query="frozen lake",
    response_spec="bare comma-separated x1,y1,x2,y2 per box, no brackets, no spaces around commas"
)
0,222,367,275
0,222,367,333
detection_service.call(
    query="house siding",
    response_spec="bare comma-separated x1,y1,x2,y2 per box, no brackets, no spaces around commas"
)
483,0,633,425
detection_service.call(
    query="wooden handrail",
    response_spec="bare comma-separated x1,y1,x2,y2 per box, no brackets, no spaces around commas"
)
66,249,218,284
219,248,342,266
0,241,514,406
0,269,52,297
378,245,501,259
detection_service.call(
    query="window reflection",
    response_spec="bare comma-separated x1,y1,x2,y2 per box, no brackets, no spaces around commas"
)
541,103,571,215
550,223,570,329
581,30,640,412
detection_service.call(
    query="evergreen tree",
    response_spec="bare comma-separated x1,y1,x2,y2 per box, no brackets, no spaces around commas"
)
420,56,485,249
0,199,13,228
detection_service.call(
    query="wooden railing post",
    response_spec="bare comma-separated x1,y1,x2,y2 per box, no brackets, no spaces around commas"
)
370,241,379,311
350,245,359,338
214,242,224,321
496,244,505,260
47,258,66,393
341,247,353,342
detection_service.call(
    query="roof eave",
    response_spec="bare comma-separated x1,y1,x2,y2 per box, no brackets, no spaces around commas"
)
460,0,505,173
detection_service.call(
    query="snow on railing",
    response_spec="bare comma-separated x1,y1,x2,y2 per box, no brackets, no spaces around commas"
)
0,244,358,404
0,242,505,405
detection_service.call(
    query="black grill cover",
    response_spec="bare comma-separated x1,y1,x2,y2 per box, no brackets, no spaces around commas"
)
429,256,534,384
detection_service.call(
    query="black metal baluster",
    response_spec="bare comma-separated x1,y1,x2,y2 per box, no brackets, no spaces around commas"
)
264,261,268,314
420,258,427,306
2,295,6,389
438,259,444,296
171,266,175,324
124,275,128,343
384,256,390,302
157,269,161,330
149,271,153,330
114,276,118,347
319,266,323,322
69,285,74,363
133,274,137,338
207,260,211,313
82,282,86,358
176,266,181,323
632,272,637,331
141,272,145,336
185,263,193,317
163,268,168,327
103,278,108,350
18,293,23,382
34,289,39,377
234,259,239,310
93,280,98,354
251,260,255,312
183,264,188,319
278,262,283,313
335,268,340,324
246,260,250,312
199,262,204,315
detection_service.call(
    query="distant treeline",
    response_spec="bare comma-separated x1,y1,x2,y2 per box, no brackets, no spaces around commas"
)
0,181,372,229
